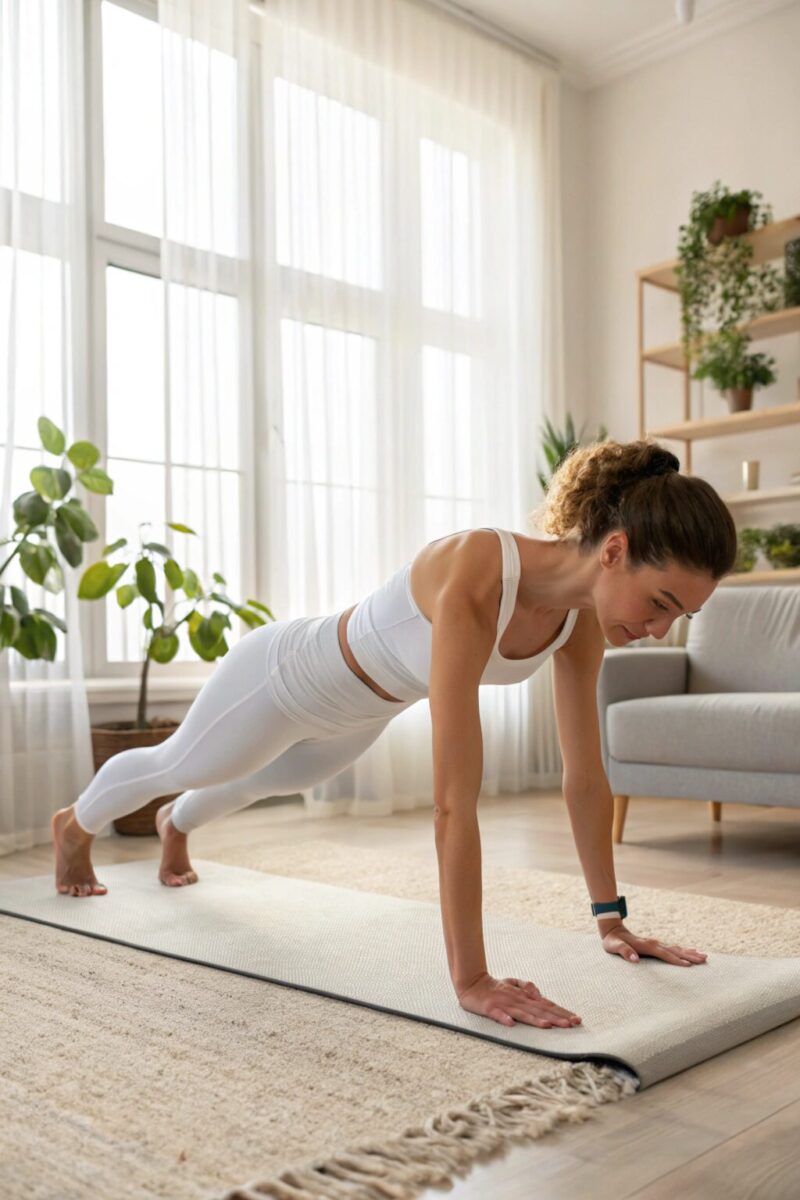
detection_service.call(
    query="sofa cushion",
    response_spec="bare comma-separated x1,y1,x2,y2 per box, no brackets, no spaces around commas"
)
607,693,800,773
687,585,800,694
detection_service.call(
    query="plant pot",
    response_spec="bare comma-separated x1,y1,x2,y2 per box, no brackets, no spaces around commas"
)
707,204,751,245
725,387,753,413
90,718,181,836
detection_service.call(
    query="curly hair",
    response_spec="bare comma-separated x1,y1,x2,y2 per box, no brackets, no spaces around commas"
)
529,438,738,580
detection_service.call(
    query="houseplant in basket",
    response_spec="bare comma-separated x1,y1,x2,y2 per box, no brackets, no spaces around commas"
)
692,327,777,413
675,181,784,369
1,416,112,661
78,522,273,835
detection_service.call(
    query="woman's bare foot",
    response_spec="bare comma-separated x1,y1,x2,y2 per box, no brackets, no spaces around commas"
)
52,807,108,897
155,800,199,887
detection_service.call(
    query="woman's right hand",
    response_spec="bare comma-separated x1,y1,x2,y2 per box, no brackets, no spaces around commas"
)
456,972,582,1029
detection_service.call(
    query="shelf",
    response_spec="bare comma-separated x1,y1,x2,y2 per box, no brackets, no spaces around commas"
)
648,402,800,442
643,305,800,371
719,567,800,586
638,214,800,291
724,485,800,507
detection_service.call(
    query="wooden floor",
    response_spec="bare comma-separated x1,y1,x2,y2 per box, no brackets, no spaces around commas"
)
4,792,799,1199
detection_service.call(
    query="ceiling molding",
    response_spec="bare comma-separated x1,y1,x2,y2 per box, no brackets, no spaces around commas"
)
577,0,800,90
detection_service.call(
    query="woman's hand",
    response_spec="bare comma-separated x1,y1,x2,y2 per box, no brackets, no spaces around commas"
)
456,972,582,1029
600,923,708,966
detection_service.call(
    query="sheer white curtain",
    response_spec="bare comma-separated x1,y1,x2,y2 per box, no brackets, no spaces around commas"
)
255,0,568,815
157,0,253,619
0,0,93,855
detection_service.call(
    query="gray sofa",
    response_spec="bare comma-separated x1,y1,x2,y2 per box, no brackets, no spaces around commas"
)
596,585,800,843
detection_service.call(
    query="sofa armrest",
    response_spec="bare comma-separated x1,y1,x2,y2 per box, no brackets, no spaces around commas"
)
596,648,688,773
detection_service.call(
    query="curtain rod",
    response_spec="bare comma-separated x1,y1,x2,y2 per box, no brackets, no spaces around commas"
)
247,0,561,72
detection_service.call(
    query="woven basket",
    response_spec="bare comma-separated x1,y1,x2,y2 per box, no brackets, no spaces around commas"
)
90,719,181,837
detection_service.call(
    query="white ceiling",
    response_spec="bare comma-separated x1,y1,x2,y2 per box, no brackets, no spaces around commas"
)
446,0,799,88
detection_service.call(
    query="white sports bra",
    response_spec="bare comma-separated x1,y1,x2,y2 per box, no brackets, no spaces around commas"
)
345,526,579,703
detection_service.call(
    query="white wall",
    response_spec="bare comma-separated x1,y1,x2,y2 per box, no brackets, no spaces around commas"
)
564,1,800,535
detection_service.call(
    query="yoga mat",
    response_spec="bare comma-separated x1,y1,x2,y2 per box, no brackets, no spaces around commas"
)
2,857,799,1089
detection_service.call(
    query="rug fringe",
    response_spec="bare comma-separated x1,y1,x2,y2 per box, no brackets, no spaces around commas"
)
218,1061,639,1200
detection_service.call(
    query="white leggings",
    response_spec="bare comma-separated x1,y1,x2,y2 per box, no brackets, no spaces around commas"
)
73,611,416,836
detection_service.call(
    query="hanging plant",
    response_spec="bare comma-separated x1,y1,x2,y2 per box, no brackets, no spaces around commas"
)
675,181,784,368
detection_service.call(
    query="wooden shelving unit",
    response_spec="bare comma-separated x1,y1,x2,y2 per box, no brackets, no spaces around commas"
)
720,566,800,586
637,214,800,585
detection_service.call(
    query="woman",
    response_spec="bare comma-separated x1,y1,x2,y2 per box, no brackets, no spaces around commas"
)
52,438,736,1031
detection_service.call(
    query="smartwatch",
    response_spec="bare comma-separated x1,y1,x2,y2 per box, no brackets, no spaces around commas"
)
591,895,627,920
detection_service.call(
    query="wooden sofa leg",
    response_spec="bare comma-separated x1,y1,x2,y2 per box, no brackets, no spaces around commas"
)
613,795,629,844
710,801,722,823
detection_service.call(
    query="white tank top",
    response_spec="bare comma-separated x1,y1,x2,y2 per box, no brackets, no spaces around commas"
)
345,526,579,702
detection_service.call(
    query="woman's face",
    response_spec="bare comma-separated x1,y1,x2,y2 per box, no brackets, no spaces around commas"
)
593,532,717,646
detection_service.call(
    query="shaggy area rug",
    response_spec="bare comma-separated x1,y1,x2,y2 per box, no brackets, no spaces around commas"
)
2,839,798,1199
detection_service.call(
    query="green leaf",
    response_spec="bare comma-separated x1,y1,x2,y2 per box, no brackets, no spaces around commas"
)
188,622,223,661
59,499,99,543
30,465,72,502
142,541,172,558
38,416,66,456
187,611,203,634
13,490,49,529
164,559,184,590
0,609,19,649
13,613,57,661
212,571,226,585
135,558,158,603
245,598,274,619
167,521,197,535
19,543,55,586
235,606,264,629
54,508,83,568
66,440,100,470
198,615,223,651
143,606,154,631
10,585,29,616
33,607,67,633
42,560,65,595
77,467,113,495
148,632,180,663
116,583,139,609
209,590,237,609
102,537,128,556
182,568,202,599
78,560,128,600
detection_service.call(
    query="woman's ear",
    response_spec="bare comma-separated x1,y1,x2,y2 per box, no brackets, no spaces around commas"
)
600,530,627,569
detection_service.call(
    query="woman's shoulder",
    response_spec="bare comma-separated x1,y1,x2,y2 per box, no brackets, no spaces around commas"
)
408,528,502,625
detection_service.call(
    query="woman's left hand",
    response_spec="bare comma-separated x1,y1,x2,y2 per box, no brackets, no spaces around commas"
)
600,923,708,967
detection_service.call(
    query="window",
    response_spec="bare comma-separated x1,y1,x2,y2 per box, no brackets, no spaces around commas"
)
94,0,249,673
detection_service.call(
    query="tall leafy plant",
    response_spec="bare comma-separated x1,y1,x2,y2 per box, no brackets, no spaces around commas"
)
0,417,112,660
78,522,274,728
536,413,609,495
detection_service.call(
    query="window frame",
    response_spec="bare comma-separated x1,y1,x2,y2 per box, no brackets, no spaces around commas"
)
80,0,258,680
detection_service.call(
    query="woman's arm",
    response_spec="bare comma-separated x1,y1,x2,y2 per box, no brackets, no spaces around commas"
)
425,541,583,1030
552,607,623,936
428,588,495,991
552,608,710,971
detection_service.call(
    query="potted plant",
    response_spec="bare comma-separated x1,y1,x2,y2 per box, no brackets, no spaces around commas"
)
734,527,763,574
78,523,274,835
675,181,784,367
761,523,800,570
0,417,112,660
537,412,609,494
692,327,777,413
